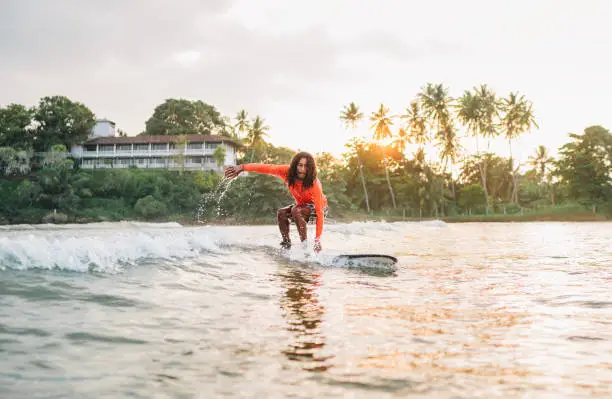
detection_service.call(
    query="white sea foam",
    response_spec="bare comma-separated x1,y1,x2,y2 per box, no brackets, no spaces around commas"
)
0,224,228,273
0,220,445,272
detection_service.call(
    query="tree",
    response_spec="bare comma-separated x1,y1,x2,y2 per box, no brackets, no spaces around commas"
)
529,145,552,183
459,184,486,215
417,83,457,215
32,96,96,153
340,102,370,212
42,144,69,168
457,85,499,214
0,147,32,176
459,154,513,203
370,103,397,209
246,115,270,161
173,135,188,175
554,125,612,212
0,104,34,150
500,92,538,203
213,145,226,168
144,98,226,136
417,82,453,163
400,100,427,161
234,109,250,140
438,124,461,199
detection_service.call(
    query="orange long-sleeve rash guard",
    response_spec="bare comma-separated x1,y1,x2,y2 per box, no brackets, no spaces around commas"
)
242,163,328,240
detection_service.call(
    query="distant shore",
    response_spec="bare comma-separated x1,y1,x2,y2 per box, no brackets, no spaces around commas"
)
177,211,609,226
1,209,608,227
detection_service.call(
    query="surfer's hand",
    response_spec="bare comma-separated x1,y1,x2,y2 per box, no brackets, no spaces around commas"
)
224,165,243,179
313,239,322,253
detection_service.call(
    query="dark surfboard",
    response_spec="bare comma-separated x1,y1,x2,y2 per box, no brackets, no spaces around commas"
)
331,254,398,268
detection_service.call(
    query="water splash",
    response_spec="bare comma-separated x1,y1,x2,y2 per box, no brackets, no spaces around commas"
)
196,177,236,221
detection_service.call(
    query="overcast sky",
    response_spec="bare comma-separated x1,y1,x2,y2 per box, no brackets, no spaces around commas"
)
1,0,611,164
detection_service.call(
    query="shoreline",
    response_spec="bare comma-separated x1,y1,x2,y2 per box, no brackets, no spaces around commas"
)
179,212,609,226
1,212,609,227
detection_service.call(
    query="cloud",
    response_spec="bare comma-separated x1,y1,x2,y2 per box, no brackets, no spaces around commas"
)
0,0,350,131
172,51,202,68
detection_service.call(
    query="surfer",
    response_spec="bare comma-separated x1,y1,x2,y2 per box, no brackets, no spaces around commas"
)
224,151,328,253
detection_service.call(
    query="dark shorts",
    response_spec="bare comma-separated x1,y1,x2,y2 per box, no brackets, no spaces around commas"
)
284,203,328,221
304,203,328,219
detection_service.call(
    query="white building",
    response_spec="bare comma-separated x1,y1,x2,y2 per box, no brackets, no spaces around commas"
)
70,120,241,171
91,118,116,138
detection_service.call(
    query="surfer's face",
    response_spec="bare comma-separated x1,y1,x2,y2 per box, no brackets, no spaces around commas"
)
297,158,307,180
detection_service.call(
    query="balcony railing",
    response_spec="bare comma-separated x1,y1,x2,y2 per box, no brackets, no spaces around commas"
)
80,148,218,157
79,162,222,171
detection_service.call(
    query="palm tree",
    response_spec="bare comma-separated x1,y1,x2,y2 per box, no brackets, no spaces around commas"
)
418,83,453,162
400,100,428,162
392,127,410,155
529,145,554,204
340,102,370,212
247,115,270,161
474,84,500,150
234,109,250,140
247,115,269,147
369,103,397,209
500,92,539,203
438,124,462,199
457,85,500,215
418,83,455,215
529,145,551,181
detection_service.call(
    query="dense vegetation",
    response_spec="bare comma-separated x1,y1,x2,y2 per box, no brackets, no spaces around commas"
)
1,85,611,225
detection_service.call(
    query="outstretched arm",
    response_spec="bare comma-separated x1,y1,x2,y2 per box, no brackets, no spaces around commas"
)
224,164,289,181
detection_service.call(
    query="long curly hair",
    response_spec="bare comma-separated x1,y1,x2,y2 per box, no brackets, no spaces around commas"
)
287,152,317,189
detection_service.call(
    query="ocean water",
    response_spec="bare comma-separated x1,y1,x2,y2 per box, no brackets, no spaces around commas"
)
0,220,611,398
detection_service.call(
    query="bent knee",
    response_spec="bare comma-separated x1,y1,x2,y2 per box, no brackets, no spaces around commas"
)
278,207,289,219
290,206,301,218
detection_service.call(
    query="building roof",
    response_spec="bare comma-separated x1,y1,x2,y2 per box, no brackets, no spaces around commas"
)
96,118,116,125
84,134,242,147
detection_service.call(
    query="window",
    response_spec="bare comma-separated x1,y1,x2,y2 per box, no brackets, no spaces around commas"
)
117,144,131,151
187,143,203,150
206,143,219,150
151,143,166,150
134,144,149,151
99,145,114,152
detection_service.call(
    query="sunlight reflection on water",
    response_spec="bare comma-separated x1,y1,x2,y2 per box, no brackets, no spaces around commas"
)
0,221,611,398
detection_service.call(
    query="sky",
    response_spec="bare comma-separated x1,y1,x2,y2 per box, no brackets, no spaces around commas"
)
1,0,611,166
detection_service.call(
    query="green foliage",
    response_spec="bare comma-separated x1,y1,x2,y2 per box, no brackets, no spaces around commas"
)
15,180,42,206
213,145,226,167
0,91,611,223
0,104,34,150
0,147,32,175
144,98,227,136
134,195,168,219
459,184,486,213
554,125,612,209
459,154,513,200
32,96,96,152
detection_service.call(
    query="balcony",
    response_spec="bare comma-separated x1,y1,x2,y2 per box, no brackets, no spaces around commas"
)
80,148,218,157
79,162,222,171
